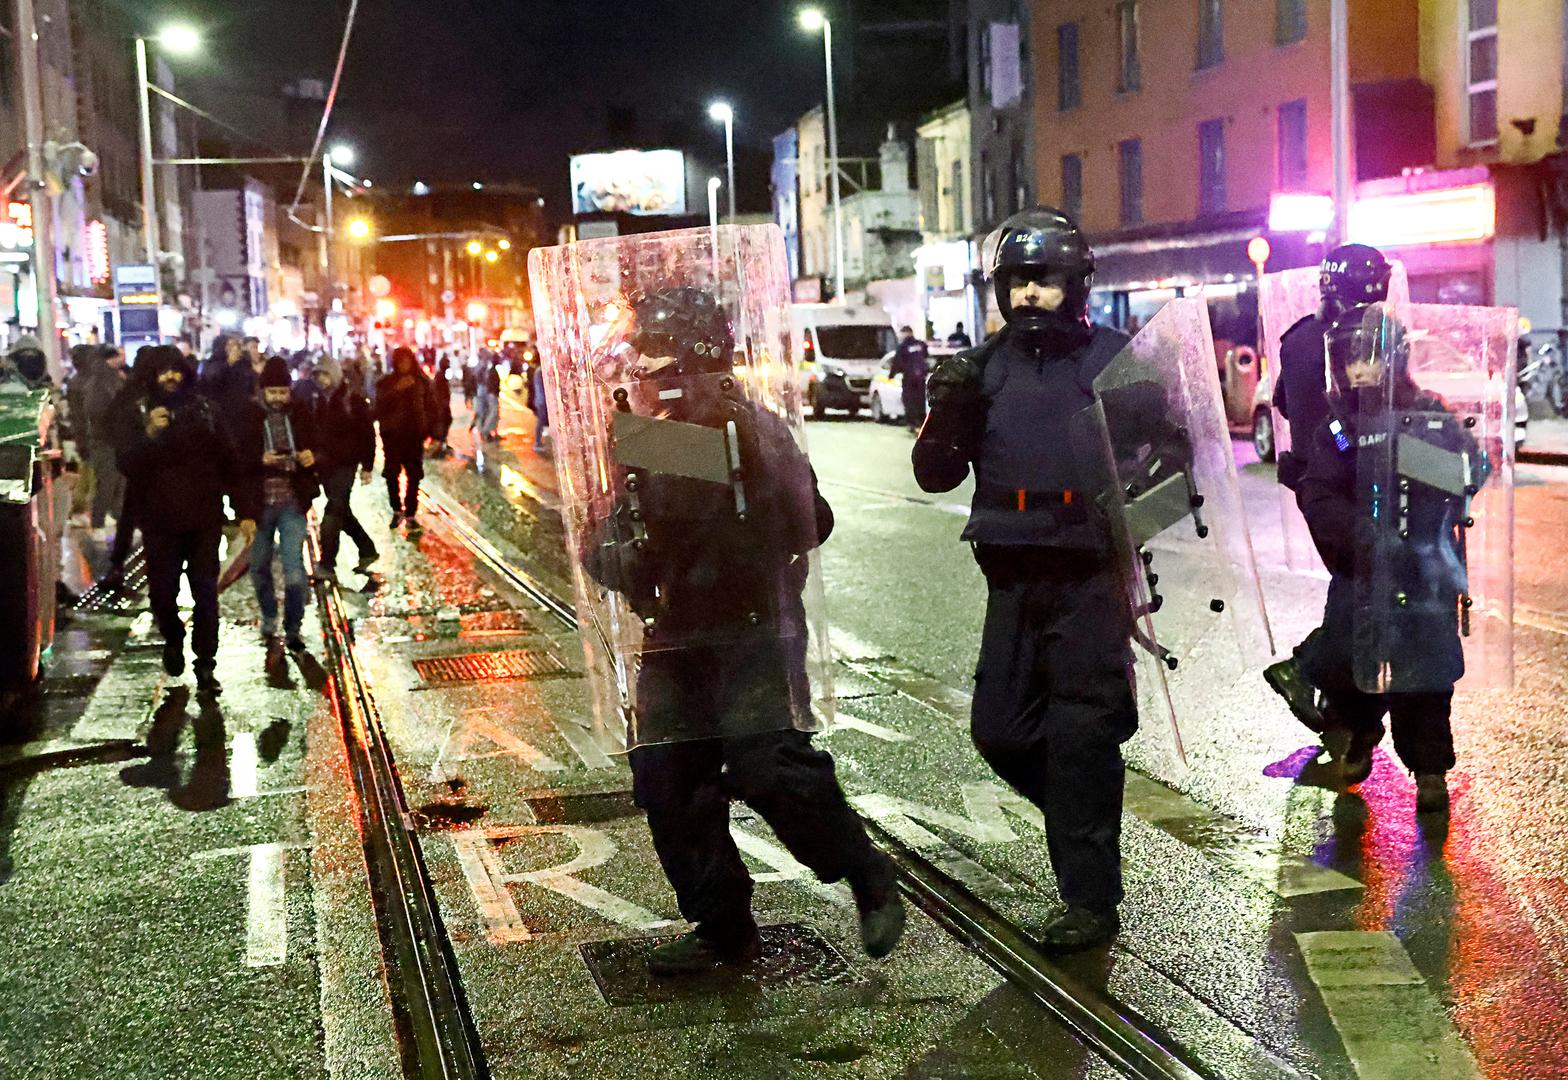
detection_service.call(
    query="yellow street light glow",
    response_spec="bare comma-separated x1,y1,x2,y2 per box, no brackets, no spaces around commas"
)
798,8,825,32
156,24,201,55
485,250,499,263
346,217,372,240
497,238,512,251
466,240,483,256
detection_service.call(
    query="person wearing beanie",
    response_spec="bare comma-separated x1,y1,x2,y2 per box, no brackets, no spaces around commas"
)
307,354,378,578
374,346,431,528
240,355,320,662
108,344,250,696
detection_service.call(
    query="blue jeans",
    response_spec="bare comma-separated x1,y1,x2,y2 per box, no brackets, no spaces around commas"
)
251,503,309,637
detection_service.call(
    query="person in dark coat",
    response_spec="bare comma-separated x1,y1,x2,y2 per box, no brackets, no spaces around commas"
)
946,322,973,348
1262,245,1393,733
197,335,258,430
1295,309,1483,816
376,346,430,528
583,288,905,977
913,207,1140,954
529,362,549,452
309,356,378,577
240,356,320,656
111,345,252,696
888,326,930,432
428,356,453,455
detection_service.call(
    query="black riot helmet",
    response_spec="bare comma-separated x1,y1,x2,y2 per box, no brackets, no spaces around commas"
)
1319,244,1391,323
983,207,1096,351
625,287,735,379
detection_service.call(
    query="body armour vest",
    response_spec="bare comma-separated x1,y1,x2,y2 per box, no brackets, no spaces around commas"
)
961,325,1130,549
1278,314,1331,460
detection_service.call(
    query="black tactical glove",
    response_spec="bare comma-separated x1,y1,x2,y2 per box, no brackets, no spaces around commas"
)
924,354,983,411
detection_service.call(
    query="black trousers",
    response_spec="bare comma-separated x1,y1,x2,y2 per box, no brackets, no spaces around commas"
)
630,729,881,945
1301,576,1457,775
320,465,375,565
144,526,221,672
382,436,424,516
970,546,1138,912
109,486,140,571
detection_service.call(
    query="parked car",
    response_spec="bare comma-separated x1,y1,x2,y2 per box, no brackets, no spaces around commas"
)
868,345,958,424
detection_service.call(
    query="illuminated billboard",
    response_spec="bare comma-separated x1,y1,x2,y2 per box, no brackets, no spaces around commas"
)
570,149,687,216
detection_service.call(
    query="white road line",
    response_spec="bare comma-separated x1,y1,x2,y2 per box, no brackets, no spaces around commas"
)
231,732,259,798
829,706,913,743
246,842,288,967
1296,931,1481,1078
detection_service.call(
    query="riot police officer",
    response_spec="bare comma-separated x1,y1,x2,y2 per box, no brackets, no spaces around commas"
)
585,287,905,976
1296,304,1485,813
1263,245,1392,732
912,208,1137,952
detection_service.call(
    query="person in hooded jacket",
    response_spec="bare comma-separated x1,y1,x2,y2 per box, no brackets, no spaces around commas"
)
240,356,320,657
198,335,258,431
428,356,454,456
912,207,1141,954
110,345,253,695
375,346,430,528
308,355,378,577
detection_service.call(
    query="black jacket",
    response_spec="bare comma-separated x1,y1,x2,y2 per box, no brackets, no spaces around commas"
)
1272,313,1331,489
197,357,259,429
311,383,376,473
375,368,431,442
111,384,244,533
232,399,321,518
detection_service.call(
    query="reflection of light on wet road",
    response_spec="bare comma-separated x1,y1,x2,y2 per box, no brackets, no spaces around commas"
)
499,464,554,509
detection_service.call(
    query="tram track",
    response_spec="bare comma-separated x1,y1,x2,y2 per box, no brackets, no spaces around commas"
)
416,485,1237,1080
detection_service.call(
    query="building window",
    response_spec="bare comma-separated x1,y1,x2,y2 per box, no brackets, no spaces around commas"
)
1116,1,1141,94
1275,0,1306,45
1119,138,1143,226
1057,22,1081,111
1197,0,1224,69
982,152,997,224
1061,154,1083,222
1011,140,1029,213
1277,98,1309,188
979,22,993,96
1198,119,1226,214
1466,0,1498,146
951,159,965,231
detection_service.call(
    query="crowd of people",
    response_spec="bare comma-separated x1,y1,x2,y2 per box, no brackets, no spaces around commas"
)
50,335,548,694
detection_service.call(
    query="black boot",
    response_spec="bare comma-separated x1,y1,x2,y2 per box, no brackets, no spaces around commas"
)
1336,726,1381,787
646,928,761,977
850,851,906,959
1264,657,1326,733
194,667,222,698
1415,773,1450,814
1037,906,1120,954
162,640,185,677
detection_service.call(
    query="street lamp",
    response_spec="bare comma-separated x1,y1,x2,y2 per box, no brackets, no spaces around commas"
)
798,7,844,301
135,22,201,268
484,250,499,264
708,101,737,224
497,238,512,251
466,239,483,256
347,217,372,241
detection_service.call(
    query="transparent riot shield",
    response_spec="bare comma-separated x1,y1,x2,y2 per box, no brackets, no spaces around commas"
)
529,224,833,751
1257,263,1409,574
1348,301,1516,694
1074,296,1275,764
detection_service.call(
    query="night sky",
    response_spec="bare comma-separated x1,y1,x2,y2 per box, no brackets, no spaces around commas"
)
152,0,847,216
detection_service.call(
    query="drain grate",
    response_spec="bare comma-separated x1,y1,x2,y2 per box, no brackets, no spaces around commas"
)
580,923,861,1006
411,648,569,685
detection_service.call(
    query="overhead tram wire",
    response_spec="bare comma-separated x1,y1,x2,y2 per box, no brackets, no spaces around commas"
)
287,0,361,218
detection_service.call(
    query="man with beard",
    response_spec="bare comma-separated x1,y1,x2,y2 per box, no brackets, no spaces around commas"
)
375,346,430,529
244,357,320,659
912,207,1138,953
112,345,253,696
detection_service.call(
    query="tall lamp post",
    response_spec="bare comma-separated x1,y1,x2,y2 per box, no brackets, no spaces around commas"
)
708,101,736,224
134,23,200,270
799,7,844,302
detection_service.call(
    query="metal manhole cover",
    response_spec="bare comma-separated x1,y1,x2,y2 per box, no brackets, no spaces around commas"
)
580,923,862,1006
412,649,569,685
